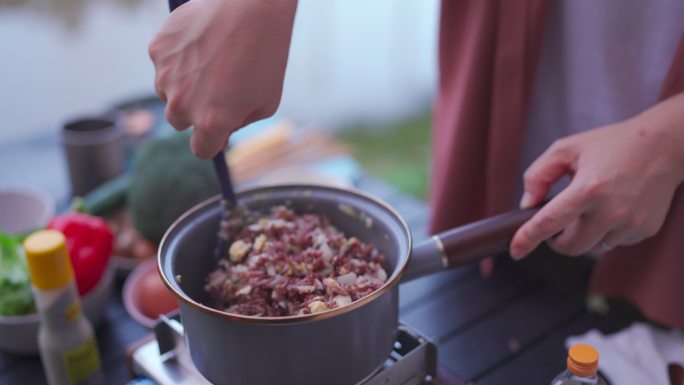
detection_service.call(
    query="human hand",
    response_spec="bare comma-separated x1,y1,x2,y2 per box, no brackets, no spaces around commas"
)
149,0,297,158
510,99,684,259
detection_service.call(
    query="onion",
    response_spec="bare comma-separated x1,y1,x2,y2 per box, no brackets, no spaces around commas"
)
375,268,387,282
295,285,315,294
332,295,352,308
319,241,333,262
336,272,358,285
236,285,252,296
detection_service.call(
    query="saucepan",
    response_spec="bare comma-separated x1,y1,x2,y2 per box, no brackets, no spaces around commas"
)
158,184,538,385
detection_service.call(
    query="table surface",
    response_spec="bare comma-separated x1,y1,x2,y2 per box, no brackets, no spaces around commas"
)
0,135,633,385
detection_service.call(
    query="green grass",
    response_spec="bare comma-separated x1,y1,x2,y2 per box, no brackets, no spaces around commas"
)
337,113,431,200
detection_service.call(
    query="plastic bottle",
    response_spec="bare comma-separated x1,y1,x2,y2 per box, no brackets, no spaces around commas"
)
24,230,103,385
551,344,606,385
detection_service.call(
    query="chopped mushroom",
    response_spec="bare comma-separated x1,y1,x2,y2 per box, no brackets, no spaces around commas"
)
308,301,328,314
229,240,252,263
253,234,267,252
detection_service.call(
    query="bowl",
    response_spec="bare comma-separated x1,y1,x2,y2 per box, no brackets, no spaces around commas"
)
107,208,158,277
0,262,115,355
123,258,178,328
0,187,55,235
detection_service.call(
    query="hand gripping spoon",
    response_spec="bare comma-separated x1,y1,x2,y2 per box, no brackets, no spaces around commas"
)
167,0,238,262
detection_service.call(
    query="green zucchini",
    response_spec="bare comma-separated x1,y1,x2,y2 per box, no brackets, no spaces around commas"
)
76,173,131,216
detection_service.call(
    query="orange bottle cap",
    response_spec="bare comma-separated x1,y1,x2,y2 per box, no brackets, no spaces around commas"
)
567,344,599,377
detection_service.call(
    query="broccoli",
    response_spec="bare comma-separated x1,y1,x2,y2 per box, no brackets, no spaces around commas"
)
128,133,219,243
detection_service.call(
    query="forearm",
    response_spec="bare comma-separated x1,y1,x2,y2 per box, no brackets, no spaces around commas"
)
204,0,298,31
227,0,298,32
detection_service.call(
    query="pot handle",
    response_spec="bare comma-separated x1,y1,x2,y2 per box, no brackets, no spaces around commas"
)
403,207,540,282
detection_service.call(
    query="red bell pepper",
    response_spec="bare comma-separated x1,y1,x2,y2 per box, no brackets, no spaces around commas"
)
47,213,113,296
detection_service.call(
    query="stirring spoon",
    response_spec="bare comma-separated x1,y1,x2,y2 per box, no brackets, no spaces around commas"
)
212,152,237,261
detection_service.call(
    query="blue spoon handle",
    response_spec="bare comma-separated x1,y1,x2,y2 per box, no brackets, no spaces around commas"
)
168,0,186,11
212,152,237,205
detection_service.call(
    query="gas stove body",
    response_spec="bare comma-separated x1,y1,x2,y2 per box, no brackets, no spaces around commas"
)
129,315,437,385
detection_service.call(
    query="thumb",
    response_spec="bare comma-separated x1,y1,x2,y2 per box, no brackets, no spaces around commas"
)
520,141,576,209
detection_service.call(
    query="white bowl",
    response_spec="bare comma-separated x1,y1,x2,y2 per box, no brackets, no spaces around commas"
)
0,187,55,235
0,262,115,355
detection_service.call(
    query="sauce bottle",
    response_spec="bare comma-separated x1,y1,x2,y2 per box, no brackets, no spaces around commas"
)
24,230,103,385
551,344,607,385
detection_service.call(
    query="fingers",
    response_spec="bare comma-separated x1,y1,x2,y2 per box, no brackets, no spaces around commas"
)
154,76,167,103
588,206,670,253
588,230,627,254
164,103,191,132
520,140,576,209
546,213,611,256
149,37,168,103
164,105,230,158
190,130,229,159
161,92,236,157
600,230,628,248
154,68,191,131
189,111,234,158
596,226,656,251
509,182,586,259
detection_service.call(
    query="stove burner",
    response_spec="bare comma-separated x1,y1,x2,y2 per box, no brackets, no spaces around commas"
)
129,315,437,385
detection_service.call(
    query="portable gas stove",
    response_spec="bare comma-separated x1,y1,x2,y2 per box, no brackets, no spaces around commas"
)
128,315,439,385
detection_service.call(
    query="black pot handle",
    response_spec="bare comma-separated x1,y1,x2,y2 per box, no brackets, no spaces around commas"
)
403,207,540,282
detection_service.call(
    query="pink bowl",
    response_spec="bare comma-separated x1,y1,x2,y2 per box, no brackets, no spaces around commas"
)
123,258,178,328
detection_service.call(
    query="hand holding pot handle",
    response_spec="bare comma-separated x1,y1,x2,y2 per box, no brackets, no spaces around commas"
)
404,207,540,282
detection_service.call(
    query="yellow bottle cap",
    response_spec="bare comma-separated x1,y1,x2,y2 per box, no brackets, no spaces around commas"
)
23,230,74,290
567,344,599,377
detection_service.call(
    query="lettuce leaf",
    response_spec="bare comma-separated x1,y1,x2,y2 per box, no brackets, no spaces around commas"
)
0,232,35,316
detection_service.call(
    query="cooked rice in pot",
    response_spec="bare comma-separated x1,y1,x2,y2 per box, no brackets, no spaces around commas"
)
205,206,388,317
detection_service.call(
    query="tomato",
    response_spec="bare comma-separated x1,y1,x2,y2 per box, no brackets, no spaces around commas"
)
137,271,178,319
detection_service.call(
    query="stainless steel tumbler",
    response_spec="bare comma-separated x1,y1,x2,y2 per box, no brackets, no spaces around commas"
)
61,114,124,196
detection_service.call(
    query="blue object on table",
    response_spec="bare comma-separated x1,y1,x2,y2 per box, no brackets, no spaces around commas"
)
311,155,364,186
125,377,158,385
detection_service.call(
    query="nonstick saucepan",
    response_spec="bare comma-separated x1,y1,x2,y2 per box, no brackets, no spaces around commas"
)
158,185,539,385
